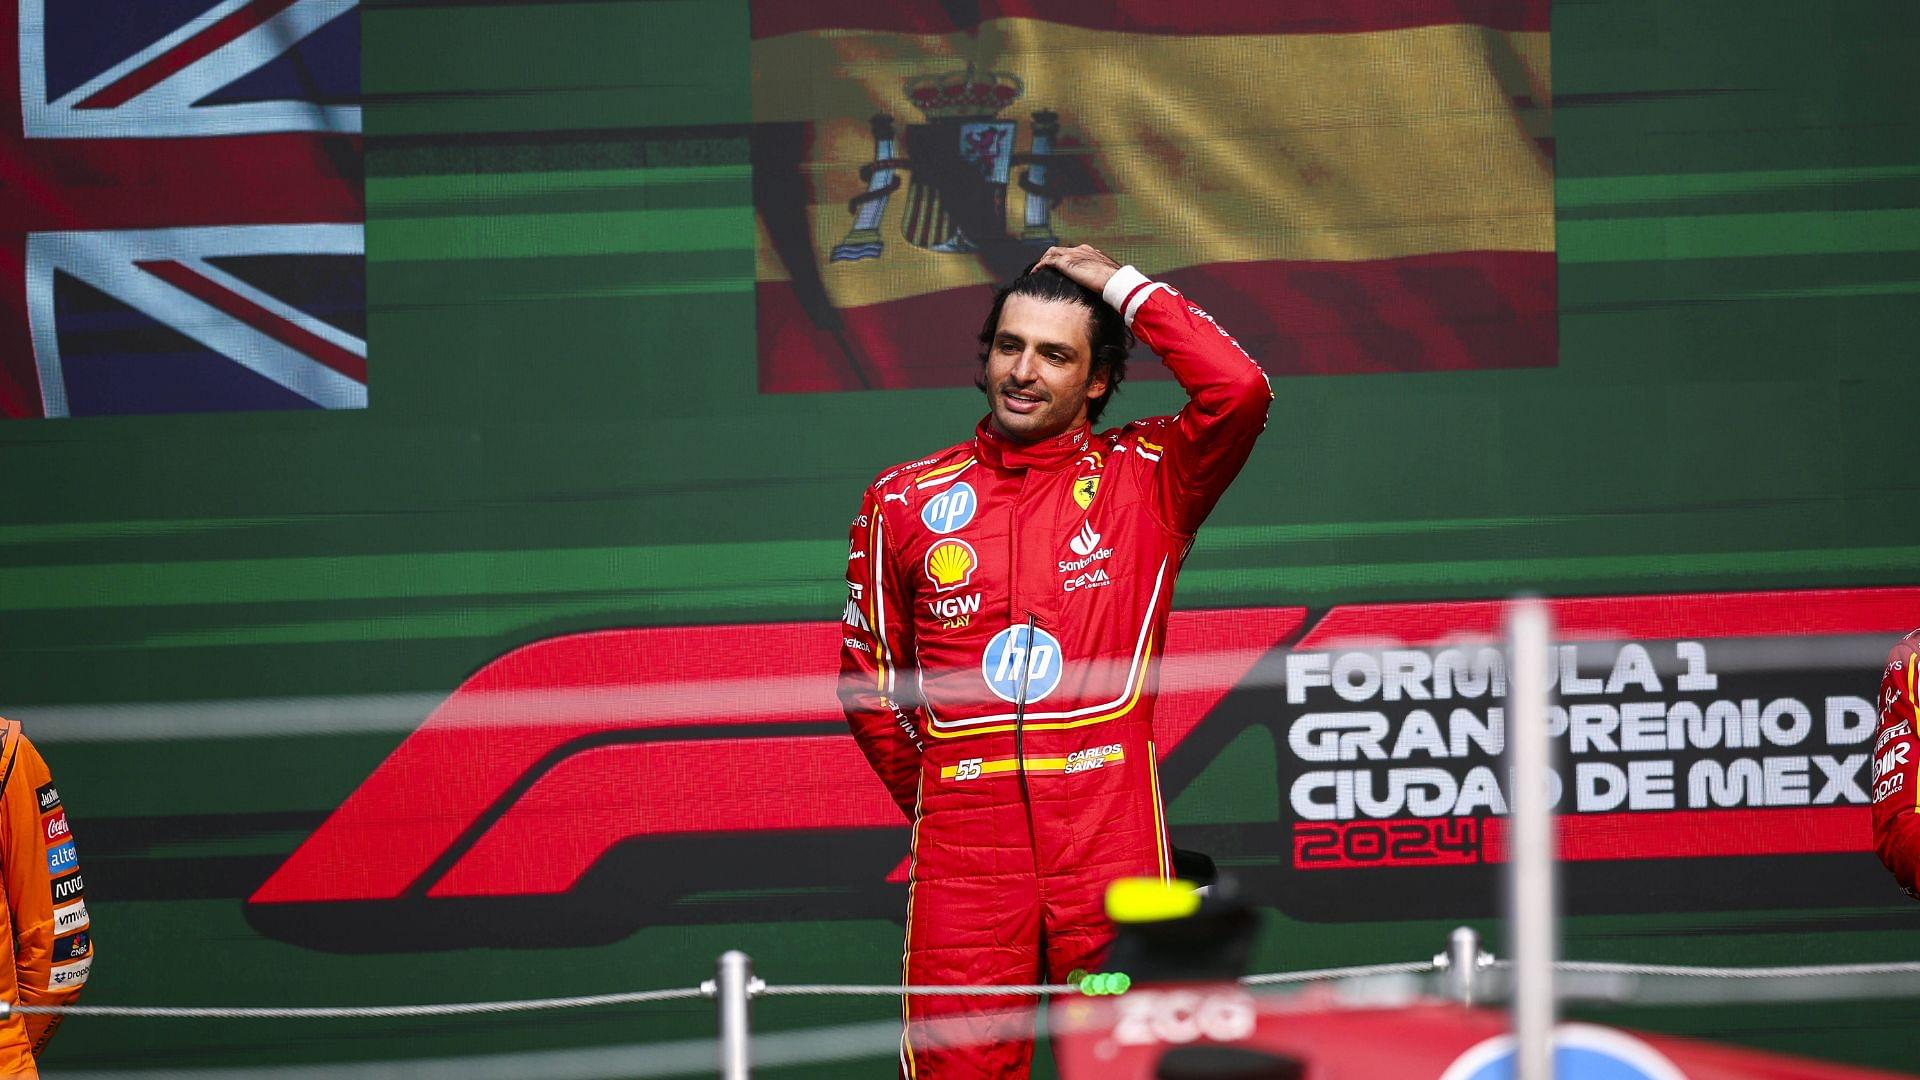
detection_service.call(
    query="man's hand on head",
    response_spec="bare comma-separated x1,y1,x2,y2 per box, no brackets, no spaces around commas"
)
1034,244,1122,295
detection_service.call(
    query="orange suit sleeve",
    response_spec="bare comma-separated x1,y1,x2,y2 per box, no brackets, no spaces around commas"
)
1,730,91,1058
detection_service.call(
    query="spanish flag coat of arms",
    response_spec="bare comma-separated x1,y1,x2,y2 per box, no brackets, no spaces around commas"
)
752,1,1554,394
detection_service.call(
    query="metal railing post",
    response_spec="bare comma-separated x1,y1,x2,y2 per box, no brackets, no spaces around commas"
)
1440,926,1485,1005
706,950,758,1080
1507,599,1557,1080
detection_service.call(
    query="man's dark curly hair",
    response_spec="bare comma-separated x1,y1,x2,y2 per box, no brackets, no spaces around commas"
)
975,265,1133,426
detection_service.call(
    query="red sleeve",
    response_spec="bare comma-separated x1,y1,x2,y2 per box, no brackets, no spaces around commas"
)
1103,268,1273,537
836,487,926,821
1871,635,1920,898
3,731,89,1056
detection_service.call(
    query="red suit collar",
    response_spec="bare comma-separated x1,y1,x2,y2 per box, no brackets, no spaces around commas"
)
972,416,1092,472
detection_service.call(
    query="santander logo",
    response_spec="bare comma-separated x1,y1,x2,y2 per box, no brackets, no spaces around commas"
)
1061,520,1113,573
1069,521,1101,558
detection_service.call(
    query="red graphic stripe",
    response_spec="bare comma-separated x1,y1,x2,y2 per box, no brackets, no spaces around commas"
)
881,606,1304,882
1056,996,1910,1079
136,260,366,384
0,240,36,418
251,608,1307,904
429,737,900,897
249,621,847,903
1481,806,1869,863
0,135,361,235
1150,608,1308,750
752,0,1550,40
1295,586,1920,650
760,251,1556,394
250,592,1892,904
77,0,303,110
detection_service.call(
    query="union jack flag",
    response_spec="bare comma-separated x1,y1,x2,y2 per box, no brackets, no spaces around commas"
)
2,0,365,419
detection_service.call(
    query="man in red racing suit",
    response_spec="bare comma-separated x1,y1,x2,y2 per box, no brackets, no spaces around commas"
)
1871,628,1920,898
838,246,1270,1078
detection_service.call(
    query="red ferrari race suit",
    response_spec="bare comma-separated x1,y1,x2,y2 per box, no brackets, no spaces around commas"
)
838,267,1271,1078
1871,629,1920,898
0,720,91,1077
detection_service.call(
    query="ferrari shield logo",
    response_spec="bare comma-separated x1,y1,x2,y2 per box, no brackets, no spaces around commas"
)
1073,475,1100,510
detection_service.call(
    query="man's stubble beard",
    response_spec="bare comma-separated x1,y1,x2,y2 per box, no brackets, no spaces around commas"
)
986,379,1094,445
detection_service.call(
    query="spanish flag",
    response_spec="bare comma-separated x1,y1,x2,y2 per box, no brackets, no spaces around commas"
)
753,2,1553,393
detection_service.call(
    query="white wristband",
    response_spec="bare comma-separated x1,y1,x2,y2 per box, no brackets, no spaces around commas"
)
1101,265,1150,312
1100,265,1166,328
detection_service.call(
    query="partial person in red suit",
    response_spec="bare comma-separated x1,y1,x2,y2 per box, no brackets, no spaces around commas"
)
1871,628,1920,898
837,245,1271,1078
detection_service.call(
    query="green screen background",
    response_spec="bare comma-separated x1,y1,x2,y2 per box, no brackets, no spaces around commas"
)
3,0,1919,1073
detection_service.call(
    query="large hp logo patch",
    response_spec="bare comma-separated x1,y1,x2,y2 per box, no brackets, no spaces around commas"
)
983,625,1065,704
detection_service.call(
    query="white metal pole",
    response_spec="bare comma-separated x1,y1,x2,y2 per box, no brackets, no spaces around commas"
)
1445,925,1483,1005
1507,600,1556,1080
714,949,755,1080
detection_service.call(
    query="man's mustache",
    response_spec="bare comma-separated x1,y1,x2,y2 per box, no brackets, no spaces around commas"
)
997,383,1048,401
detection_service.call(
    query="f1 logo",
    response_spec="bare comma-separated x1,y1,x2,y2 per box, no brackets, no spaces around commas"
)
248,609,1298,917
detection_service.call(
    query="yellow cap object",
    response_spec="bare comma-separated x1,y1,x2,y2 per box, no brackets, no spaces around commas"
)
1105,876,1201,924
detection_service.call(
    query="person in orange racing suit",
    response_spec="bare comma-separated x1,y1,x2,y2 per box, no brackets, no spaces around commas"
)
1871,628,1920,898
0,718,91,1077
838,245,1270,1078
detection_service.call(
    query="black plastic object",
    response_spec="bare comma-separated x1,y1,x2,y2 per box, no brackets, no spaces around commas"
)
1171,847,1218,889
1101,861,1261,982
1154,1044,1307,1079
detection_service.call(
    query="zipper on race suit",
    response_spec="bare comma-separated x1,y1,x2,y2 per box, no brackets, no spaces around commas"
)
1009,474,1040,871
1014,611,1039,862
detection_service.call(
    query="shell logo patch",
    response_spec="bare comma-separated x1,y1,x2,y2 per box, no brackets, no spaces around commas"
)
925,538,978,593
